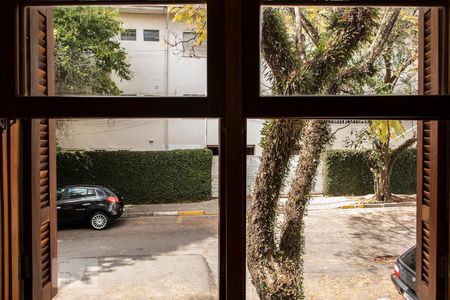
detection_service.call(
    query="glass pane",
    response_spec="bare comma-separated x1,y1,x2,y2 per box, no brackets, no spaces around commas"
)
260,6,419,96
144,29,160,41
121,29,137,41
246,119,417,299
26,5,207,97
56,118,219,299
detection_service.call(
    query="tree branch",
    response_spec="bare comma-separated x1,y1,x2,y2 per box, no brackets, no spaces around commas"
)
364,8,401,69
297,10,320,47
389,137,417,166
261,8,300,91
327,8,401,94
390,56,416,90
294,8,307,64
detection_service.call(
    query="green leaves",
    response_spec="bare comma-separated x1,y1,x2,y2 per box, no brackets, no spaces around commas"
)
57,149,213,204
54,7,131,96
323,148,417,196
368,120,405,144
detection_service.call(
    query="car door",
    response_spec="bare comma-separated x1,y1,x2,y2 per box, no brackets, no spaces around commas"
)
59,187,96,223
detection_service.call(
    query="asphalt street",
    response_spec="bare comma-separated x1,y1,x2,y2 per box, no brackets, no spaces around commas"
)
56,206,415,300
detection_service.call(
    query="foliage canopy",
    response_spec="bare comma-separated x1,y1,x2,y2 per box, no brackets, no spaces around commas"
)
54,7,131,95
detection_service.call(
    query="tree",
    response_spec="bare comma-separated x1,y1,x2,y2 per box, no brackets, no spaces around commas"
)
54,7,131,96
168,5,207,57
249,7,417,298
171,5,418,298
346,120,417,202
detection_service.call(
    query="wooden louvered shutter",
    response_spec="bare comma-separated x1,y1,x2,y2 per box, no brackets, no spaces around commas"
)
29,7,54,96
416,7,448,300
1,120,21,300
29,119,57,300
25,7,57,300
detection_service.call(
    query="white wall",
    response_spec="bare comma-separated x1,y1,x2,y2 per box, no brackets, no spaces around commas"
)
111,9,206,97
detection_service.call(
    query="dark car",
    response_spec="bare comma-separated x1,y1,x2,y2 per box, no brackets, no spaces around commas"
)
391,246,417,300
57,185,125,230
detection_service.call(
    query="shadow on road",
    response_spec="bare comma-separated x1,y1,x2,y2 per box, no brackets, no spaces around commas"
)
56,216,219,299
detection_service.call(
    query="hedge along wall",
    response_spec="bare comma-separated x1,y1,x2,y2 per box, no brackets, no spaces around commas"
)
323,148,417,196
57,149,213,204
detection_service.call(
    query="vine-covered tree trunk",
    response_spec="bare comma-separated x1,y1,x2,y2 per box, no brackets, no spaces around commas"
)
248,120,332,299
275,120,332,298
247,119,304,297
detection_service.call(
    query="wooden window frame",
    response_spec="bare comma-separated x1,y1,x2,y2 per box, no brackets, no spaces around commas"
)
1,0,449,300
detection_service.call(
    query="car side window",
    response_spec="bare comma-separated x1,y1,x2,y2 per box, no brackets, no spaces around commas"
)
67,187,88,199
87,189,96,197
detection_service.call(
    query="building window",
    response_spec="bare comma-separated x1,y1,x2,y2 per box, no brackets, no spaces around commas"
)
329,120,370,124
246,145,255,155
144,29,159,42
121,29,136,41
207,145,255,156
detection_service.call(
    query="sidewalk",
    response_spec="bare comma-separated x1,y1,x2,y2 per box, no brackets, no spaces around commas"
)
122,199,219,218
122,195,416,218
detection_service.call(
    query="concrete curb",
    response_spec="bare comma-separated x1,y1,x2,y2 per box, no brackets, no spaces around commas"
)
339,204,365,209
339,202,416,209
123,210,218,218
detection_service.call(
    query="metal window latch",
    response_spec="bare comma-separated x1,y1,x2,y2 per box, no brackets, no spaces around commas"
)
0,118,16,132
0,118,7,132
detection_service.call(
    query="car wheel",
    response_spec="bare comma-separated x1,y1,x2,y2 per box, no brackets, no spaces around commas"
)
90,212,109,230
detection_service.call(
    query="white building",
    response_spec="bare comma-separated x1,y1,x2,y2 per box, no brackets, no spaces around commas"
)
111,6,207,97
57,7,417,196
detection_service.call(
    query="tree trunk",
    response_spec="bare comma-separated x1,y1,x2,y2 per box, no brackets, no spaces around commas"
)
373,136,417,202
247,120,332,299
373,163,391,202
247,119,303,297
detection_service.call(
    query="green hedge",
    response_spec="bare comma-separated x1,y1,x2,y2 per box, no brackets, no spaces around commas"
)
57,149,213,204
323,148,417,196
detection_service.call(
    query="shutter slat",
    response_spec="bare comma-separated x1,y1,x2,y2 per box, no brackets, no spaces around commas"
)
40,170,48,179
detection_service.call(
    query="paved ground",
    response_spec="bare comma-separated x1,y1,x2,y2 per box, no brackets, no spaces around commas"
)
123,199,219,217
56,206,415,300
122,195,414,217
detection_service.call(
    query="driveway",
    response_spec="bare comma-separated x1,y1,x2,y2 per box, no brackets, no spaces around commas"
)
56,206,415,300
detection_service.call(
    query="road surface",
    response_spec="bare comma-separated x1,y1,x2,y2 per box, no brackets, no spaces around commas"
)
56,206,415,300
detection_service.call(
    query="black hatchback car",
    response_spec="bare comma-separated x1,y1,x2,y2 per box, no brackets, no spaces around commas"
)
57,185,125,230
392,246,417,300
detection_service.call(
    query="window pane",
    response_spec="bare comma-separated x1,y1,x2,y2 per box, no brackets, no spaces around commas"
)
56,118,219,299
246,118,417,299
260,6,419,96
25,5,207,97
144,29,160,41
67,187,88,198
121,29,137,41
